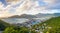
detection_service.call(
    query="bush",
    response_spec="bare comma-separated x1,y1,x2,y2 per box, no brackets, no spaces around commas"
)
3,26,29,33
3,26,37,33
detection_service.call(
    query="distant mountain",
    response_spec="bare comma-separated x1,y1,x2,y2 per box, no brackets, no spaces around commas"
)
9,14,37,19
53,13,60,17
35,13,60,17
0,20,10,31
8,13,60,18
8,15,20,18
35,13,54,18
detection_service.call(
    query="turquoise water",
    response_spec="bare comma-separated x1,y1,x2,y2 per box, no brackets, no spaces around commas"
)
2,18,41,25
29,20,41,25
2,18,29,24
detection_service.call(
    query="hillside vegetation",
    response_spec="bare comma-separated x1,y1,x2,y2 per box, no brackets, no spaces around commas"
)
43,17,60,27
32,17,60,33
42,17,60,33
0,20,10,31
2,16,60,33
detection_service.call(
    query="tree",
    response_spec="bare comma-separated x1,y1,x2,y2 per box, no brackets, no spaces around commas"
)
3,26,30,33
0,20,10,31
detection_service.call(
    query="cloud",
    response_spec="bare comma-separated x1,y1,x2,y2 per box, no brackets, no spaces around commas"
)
15,0,47,15
9,0,41,15
43,0,56,4
5,0,20,5
0,2,14,17
0,2,4,11
43,0,60,10
0,0,60,17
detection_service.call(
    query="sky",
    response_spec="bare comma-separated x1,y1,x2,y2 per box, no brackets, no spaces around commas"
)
0,0,60,17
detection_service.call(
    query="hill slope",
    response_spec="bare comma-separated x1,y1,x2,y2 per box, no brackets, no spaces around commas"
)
9,14,37,19
32,17,60,33
43,17,60,28
43,17,60,33
0,20,10,31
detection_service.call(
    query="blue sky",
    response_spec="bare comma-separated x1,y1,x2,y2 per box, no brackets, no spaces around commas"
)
0,0,60,17
0,0,7,6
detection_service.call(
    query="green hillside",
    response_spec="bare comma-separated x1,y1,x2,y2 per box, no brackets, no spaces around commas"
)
0,20,10,31
32,17,60,33
42,17,60,33
43,17,60,27
2,17,60,33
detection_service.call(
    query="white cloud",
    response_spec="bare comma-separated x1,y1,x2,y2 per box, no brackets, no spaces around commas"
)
14,0,41,15
43,0,56,5
5,0,20,5
0,2,14,17
0,0,60,17
0,2,4,11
